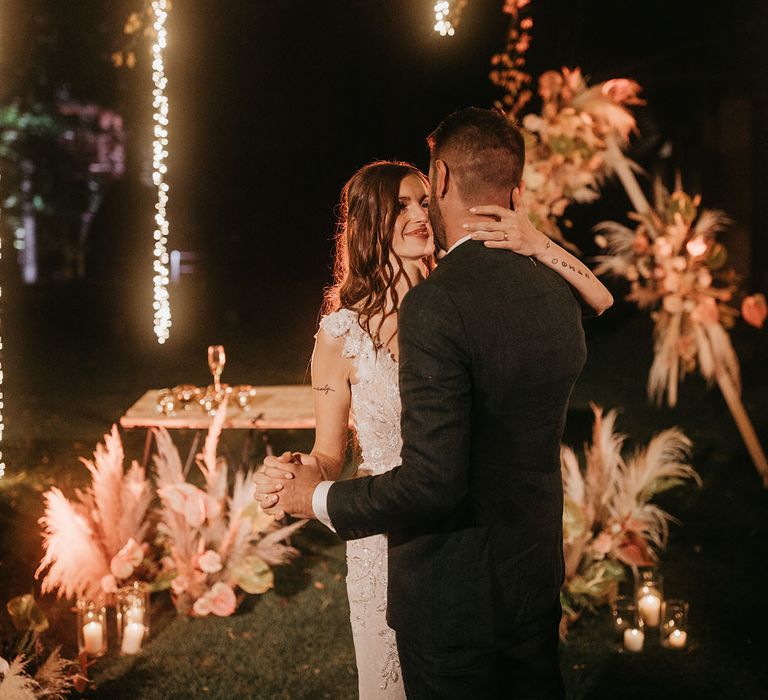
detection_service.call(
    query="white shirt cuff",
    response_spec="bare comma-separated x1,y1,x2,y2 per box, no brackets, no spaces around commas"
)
312,480,336,532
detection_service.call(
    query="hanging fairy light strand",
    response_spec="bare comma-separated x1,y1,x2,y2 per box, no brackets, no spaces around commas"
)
434,1,468,37
0,228,5,480
0,17,4,479
434,1,455,36
151,0,172,343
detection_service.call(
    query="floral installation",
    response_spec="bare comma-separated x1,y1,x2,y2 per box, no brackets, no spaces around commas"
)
593,180,766,403
593,179,768,483
36,426,154,600
489,0,535,119
517,68,644,250
489,5,645,250
153,399,306,617
560,404,700,630
0,594,84,699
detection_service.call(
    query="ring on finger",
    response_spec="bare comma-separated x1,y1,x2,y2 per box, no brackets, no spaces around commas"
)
503,232,509,241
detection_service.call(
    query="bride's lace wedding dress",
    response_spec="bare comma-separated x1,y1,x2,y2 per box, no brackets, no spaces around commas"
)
319,308,405,699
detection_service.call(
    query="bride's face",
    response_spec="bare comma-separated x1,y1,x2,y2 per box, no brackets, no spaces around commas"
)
390,174,435,261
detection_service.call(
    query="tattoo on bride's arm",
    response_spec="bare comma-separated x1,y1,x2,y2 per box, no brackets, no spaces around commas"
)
552,258,592,280
313,384,335,395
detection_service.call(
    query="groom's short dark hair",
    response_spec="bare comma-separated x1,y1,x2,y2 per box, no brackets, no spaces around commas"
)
427,107,525,202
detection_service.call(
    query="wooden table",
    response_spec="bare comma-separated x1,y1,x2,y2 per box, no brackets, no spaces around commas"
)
120,385,323,467
120,385,319,430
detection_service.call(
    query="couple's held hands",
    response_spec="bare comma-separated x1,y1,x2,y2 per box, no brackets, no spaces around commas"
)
464,188,551,258
252,451,322,520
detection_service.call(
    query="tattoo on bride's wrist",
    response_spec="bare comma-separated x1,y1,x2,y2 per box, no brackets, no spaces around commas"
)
314,384,335,395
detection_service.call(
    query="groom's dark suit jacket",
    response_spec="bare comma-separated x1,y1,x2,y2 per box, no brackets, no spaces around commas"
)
327,240,586,648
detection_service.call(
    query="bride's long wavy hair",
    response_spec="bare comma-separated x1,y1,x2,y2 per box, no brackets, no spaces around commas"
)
323,160,434,344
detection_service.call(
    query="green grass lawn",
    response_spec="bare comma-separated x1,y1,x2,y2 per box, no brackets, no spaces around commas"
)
1,294,767,699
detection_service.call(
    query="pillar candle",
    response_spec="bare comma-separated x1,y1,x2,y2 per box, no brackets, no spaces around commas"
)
623,627,644,652
121,622,146,655
668,629,687,648
82,621,104,655
638,593,661,627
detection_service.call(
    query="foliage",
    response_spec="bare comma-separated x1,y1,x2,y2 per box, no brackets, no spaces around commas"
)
0,596,80,700
36,427,153,600
593,180,766,406
153,399,306,617
517,68,644,250
489,0,535,118
560,405,700,620
0,92,126,281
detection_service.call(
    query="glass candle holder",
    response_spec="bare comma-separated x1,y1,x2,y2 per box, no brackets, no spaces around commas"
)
661,599,689,649
635,568,664,628
173,384,200,410
611,595,645,652
76,598,107,657
233,385,257,410
116,582,150,655
157,389,176,416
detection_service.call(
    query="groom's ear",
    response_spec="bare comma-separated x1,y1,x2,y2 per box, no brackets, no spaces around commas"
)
435,159,449,199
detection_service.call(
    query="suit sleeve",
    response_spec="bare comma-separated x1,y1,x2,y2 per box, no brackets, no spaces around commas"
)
326,282,472,540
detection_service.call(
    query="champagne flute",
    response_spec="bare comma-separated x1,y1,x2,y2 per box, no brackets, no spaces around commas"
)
207,345,226,393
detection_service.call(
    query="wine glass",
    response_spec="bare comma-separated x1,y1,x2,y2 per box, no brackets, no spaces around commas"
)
207,345,226,393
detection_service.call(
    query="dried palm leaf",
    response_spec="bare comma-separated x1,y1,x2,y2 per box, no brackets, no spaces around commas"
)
586,405,626,515
593,220,637,255
611,428,698,547
560,445,584,506
79,426,125,555
0,656,39,700
152,427,185,487
254,519,306,566
117,460,153,546
198,399,229,501
693,209,731,238
36,488,109,600
33,647,75,700
648,312,682,406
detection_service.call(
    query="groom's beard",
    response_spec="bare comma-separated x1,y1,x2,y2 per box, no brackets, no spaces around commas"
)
429,186,448,252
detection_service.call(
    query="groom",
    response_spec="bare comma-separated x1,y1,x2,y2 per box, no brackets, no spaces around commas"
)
257,108,585,698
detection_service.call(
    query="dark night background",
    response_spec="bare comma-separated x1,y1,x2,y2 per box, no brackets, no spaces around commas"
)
0,2,767,698
1,0,766,375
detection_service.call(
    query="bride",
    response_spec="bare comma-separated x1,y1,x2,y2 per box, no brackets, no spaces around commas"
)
259,160,611,698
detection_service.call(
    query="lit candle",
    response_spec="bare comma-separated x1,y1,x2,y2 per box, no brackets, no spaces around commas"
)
624,627,645,652
668,629,687,648
121,622,146,655
125,606,144,625
638,594,662,627
82,621,104,655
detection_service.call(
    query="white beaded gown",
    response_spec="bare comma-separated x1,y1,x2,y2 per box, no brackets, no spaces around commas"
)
319,308,405,699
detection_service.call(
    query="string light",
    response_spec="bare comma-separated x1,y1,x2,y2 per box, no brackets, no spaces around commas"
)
151,0,172,343
434,1,456,36
0,220,5,480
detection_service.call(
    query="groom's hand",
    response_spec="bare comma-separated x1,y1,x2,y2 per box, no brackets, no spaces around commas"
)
253,452,322,520
252,451,295,519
